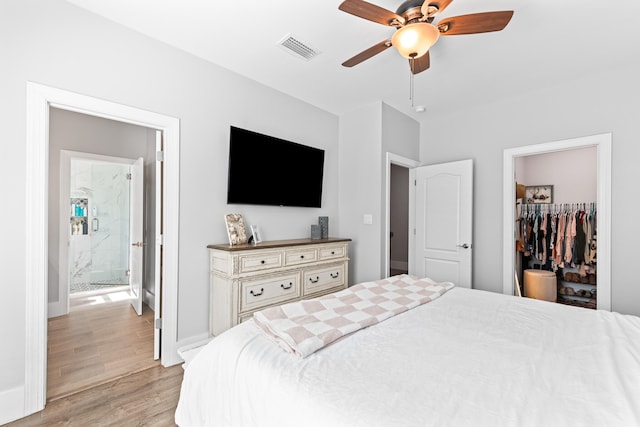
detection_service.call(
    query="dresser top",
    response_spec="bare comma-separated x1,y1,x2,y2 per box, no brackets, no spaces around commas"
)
207,237,351,252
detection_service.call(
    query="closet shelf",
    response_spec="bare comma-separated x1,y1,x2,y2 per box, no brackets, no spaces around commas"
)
562,272,596,285
557,295,596,310
559,286,596,298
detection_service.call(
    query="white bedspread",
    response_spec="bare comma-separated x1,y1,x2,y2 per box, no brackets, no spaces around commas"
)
175,287,640,427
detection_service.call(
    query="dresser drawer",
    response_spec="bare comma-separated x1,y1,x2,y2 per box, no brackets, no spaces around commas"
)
318,244,347,261
240,273,300,312
303,264,345,295
284,247,318,266
238,251,283,273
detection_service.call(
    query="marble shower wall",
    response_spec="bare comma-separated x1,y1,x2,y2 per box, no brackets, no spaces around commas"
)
69,159,130,286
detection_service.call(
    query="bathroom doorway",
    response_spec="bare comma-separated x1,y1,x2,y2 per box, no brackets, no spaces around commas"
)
25,82,180,414
46,108,159,401
66,156,133,297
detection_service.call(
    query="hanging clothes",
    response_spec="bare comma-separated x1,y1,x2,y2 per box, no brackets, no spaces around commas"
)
520,203,597,269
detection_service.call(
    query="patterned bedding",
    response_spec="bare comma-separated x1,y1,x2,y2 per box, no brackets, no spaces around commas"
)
253,275,454,358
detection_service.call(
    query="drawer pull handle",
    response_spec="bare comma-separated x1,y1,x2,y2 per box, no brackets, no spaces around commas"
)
260,260,265,264
309,276,320,284
300,255,305,259
281,282,293,290
331,251,335,255
330,272,340,279
250,288,264,297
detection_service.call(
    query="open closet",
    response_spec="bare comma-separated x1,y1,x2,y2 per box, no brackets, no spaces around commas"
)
514,146,598,309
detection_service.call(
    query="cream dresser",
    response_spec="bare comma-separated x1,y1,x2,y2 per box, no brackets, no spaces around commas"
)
208,238,351,336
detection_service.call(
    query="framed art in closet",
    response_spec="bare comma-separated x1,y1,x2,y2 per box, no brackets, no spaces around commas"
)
525,185,553,204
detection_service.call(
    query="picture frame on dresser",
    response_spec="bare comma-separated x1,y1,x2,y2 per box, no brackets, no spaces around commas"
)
224,213,248,245
250,224,262,244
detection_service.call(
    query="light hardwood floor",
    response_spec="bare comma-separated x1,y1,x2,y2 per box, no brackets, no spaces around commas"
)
6,364,183,426
47,288,159,400
6,288,184,426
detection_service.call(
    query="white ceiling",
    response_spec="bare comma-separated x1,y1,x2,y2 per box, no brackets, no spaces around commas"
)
66,0,640,119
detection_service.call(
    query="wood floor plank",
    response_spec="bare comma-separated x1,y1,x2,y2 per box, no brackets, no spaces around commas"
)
6,365,184,427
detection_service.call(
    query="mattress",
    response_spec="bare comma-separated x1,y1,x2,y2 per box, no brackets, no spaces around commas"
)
175,286,640,427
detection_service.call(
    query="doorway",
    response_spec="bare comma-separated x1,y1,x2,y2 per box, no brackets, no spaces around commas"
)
502,133,611,311
24,82,181,415
59,152,145,311
385,153,420,278
389,164,410,276
47,120,155,399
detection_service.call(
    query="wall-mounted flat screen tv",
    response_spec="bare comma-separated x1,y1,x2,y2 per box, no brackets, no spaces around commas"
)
226,126,325,208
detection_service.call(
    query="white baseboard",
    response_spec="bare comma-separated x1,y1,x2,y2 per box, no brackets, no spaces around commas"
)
0,385,27,425
48,301,65,318
143,288,155,310
176,333,213,359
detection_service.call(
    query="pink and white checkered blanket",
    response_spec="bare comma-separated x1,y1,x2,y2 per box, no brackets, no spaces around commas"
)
252,275,455,358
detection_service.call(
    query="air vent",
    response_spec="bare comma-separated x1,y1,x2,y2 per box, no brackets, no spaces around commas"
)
277,34,321,61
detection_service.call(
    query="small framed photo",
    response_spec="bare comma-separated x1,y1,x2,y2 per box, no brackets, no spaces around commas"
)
525,185,553,204
250,224,262,244
224,213,248,245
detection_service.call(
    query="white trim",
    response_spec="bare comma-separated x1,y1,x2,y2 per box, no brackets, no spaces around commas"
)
143,288,156,311
502,133,611,311
25,82,49,416
385,152,420,278
25,82,181,417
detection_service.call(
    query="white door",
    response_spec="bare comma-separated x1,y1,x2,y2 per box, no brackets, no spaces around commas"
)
129,157,144,315
412,159,473,288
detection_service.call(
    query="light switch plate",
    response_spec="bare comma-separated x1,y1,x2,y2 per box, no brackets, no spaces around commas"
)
363,214,373,225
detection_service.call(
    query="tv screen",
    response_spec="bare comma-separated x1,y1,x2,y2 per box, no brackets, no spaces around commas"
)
226,126,325,208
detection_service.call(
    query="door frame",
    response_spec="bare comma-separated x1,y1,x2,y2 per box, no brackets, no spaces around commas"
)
25,82,181,414
385,152,420,278
502,133,611,310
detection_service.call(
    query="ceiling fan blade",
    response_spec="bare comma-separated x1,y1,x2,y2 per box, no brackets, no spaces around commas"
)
437,11,514,35
410,52,430,74
339,0,405,27
342,40,392,67
421,0,454,18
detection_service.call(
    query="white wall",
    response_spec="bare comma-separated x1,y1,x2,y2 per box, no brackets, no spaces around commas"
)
419,61,640,316
518,147,597,204
338,101,420,283
0,0,339,421
339,102,382,284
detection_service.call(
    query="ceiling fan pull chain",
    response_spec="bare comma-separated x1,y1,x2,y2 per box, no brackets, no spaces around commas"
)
409,58,415,108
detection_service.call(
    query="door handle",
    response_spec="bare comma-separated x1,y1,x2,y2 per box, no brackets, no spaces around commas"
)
457,243,471,249
131,241,146,247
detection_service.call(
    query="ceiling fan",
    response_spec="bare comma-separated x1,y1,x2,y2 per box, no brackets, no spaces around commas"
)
339,0,514,74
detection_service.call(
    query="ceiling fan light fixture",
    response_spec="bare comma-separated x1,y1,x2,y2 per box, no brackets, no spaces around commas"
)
391,22,439,59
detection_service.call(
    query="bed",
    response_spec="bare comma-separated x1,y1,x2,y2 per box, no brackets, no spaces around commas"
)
175,275,640,426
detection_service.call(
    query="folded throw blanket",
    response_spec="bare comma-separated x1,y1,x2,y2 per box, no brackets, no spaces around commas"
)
253,275,455,358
